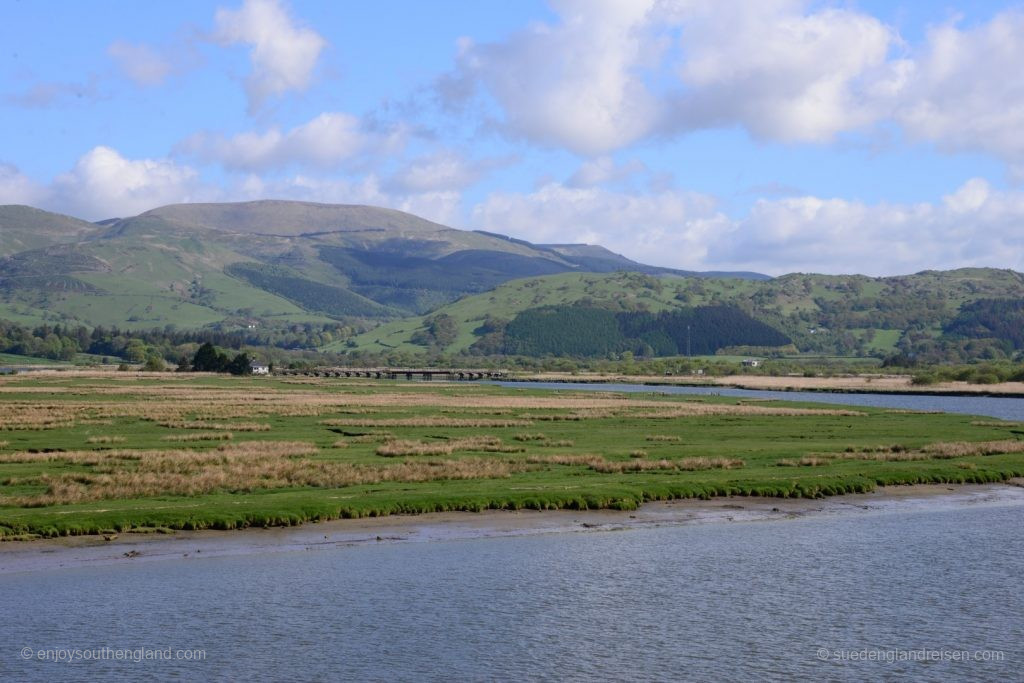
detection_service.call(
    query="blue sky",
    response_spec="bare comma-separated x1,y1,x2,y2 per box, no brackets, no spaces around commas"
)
2,0,1023,276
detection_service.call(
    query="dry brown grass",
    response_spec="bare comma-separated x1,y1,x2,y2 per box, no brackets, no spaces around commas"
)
158,420,271,431
321,417,535,428
330,440,350,448
161,432,234,442
86,436,126,444
777,456,834,467
832,439,1024,462
525,453,743,473
0,440,8,448
8,446,526,506
971,421,1022,428
629,450,648,458
513,433,547,441
347,432,396,443
375,436,526,457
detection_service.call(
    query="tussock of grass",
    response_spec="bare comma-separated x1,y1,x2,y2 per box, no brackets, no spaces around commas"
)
86,436,126,444
376,436,526,457
526,454,743,473
348,431,396,443
330,440,350,448
321,417,535,428
161,432,234,442
513,433,547,441
158,420,271,431
629,450,648,458
777,456,834,467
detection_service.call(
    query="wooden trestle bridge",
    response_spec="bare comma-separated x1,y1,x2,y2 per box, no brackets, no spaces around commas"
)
278,367,509,381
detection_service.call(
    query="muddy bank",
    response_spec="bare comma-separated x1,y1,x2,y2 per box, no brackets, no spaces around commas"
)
3,483,1023,575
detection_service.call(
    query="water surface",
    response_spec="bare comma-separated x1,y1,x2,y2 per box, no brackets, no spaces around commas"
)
3,493,1021,681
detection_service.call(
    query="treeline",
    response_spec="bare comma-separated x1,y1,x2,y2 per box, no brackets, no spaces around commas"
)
0,319,353,365
473,305,790,358
944,299,1024,350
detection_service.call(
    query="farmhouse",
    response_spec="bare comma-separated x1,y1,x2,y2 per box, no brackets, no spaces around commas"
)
741,358,761,368
249,362,270,375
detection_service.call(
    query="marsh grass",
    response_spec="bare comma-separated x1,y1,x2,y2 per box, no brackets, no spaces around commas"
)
376,436,526,457
161,432,234,442
158,421,271,431
85,436,126,444
645,435,682,442
321,417,535,428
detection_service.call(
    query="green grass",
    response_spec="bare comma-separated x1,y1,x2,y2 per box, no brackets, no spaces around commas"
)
0,352,68,366
1,375,1022,538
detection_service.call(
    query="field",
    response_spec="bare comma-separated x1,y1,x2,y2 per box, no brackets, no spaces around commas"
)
1,372,1023,539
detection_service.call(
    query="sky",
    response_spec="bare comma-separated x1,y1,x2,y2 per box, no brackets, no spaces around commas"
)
2,0,1024,276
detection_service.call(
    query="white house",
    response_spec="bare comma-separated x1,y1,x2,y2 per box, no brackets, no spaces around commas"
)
741,358,761,368
250,362,270,375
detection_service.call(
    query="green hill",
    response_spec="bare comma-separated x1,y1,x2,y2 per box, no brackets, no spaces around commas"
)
0,202,764,332
335,269,1024,361
0,205,103,256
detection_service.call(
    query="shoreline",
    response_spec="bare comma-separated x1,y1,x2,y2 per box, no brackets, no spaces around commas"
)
506,373,1024,397
4,482,1023,575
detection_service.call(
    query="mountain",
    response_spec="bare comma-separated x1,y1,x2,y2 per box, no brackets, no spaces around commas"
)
0,205,103,256
0,201,765,331
333,268,1024,361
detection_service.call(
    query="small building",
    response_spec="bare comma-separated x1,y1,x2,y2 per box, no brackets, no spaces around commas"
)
741,358,761,368
250,362,270,375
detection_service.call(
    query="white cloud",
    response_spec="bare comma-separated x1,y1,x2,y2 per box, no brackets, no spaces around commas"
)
471,182,729,268
214,0,326,111
567,156,646,188
711,178,1024,276
180,113,381,171
49,146,204,219
0,164,47,206
449,0,662,155
888,10,1024,165
385,151,511,193
107,41,173,86
668,1,894,142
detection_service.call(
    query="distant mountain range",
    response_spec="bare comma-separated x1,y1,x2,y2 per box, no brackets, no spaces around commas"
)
1,201,1022,362
0,201,766,331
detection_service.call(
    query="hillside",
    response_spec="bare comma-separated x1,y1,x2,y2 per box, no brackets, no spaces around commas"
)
0,201,762,331
0,205,103,256
335,269,1024,361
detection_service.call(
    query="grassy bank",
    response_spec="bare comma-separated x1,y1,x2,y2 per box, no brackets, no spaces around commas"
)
1,374,1023,539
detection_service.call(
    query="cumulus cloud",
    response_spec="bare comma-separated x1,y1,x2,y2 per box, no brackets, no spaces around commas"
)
442,1,1024,170
238,173,464,227
107,41,174,86
887,9,1024,165
448,0,662,155
711,179,1024,276
384,151,512,193
214,0,326,111
0,164,47,206
667,1,894,142
471,183,729,268
179,113,385,171
49,146,204,219
566,156,647,188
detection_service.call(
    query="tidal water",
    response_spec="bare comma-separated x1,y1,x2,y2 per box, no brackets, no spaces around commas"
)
493,380,1024,421
3,495,1022,682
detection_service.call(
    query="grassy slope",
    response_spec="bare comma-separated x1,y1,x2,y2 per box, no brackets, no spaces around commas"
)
1,375,1022,538
335,268,1024,355
0,205,102,256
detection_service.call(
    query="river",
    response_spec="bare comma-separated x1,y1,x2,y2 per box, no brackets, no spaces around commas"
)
491,381,1024,421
